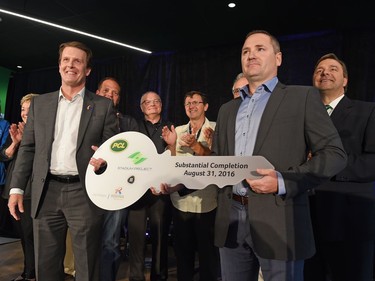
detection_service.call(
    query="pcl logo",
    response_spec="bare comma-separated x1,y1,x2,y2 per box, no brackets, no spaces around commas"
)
110,139,128,152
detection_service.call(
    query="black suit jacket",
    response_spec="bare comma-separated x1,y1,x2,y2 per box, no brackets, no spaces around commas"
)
118,113,139,132
212,82,347,260
313,96,375,240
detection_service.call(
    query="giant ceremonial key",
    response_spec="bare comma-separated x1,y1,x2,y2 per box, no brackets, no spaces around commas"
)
86,131,274,210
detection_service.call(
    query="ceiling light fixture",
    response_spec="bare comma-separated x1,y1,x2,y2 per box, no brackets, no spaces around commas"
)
0,8,152,54
228,3,236,8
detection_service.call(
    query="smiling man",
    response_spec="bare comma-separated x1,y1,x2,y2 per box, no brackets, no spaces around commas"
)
159,90,219,281
304,53,375,281
127,91,173,281
7,41,118,281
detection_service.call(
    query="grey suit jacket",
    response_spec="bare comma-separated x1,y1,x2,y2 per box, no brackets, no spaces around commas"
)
212,82,347,260
10,89,118,218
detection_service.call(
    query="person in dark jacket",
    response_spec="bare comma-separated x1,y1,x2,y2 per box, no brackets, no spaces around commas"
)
304,53,375,281
1,93,38,281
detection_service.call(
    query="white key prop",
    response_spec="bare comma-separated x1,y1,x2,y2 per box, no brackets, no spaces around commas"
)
85,131,274,210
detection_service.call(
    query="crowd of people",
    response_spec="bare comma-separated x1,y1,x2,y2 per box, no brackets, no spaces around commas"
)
0,29,374,281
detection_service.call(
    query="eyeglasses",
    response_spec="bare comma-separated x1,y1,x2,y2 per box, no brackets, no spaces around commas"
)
141,99,161,106
184,101,204,107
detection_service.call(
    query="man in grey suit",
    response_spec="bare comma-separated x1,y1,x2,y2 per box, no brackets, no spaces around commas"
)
7,41,118,281
211,30,347,281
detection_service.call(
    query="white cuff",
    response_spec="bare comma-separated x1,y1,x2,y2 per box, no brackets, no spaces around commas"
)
9,188,24,195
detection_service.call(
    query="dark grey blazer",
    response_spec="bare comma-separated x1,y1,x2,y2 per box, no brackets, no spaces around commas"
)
313,96,375,240
212,82,347,260
10,90,118,218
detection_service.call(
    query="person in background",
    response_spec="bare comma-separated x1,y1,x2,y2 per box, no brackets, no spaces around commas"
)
232,72,248,99
304,53,375,281
211,30,347,281
7,41,118,281
97,76,138,281
1,93,38,281
96,77,121,116
155,90,219,281
127,91,172,281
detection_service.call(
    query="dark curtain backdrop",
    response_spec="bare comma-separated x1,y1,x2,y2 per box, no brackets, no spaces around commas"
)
5,28,375,126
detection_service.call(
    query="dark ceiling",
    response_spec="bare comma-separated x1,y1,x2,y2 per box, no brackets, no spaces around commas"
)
0,0,373,72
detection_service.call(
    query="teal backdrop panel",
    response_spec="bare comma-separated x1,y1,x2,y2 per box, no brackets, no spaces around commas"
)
0,67,11,118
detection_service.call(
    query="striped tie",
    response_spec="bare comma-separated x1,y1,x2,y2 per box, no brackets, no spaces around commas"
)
325,104,333,115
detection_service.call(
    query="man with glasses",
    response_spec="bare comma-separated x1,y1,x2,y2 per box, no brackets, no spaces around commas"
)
127,91,173,281
156,90,219,281
232,72,248,99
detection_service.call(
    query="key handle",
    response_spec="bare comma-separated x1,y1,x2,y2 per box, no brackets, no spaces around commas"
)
86,131,274,210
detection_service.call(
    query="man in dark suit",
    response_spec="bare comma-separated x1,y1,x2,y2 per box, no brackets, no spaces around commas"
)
127,91,172,281
7,41,118,281
304,53,375,281
211,30,347,281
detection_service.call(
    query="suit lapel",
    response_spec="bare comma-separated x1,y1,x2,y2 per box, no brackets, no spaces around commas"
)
228,99,242,155
253,83,286,154
43,92,59,148
77,90,94,150
331,96,353,127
